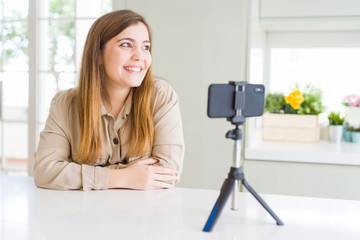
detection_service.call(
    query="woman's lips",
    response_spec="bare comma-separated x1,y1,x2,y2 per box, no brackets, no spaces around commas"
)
123,65,143,74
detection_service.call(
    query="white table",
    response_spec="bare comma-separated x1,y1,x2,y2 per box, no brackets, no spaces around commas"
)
1,175,360,240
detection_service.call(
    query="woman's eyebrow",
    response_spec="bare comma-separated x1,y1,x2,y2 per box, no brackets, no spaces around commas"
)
117,38,151,44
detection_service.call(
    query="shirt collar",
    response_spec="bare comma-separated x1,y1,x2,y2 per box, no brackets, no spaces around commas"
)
100,89,133,118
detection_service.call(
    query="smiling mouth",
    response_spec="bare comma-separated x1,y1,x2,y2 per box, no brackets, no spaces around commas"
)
124,66,142,73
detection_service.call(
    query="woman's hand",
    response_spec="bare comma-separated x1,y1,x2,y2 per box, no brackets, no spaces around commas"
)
108,158,179,190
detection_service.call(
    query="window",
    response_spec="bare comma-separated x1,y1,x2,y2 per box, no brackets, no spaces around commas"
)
38,0,112,126
247,28,360,148
256,31,360,123
0,0,29,172
270,48,360,114
0,0,113,175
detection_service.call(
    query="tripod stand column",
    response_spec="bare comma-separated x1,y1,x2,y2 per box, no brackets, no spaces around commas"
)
231,139,242,210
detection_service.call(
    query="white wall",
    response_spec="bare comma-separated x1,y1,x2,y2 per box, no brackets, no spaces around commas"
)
244,160,360,200
119,0,250,189
260,0,360,18
259,0,360,31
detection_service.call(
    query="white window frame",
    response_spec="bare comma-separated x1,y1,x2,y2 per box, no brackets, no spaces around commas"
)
26,0,119,176
263,31,360,91
245,31,360,161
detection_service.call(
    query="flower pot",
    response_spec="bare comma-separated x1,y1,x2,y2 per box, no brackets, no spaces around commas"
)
328,125,343,143
344,130,352,142
352,132,360,143
262,113,319,142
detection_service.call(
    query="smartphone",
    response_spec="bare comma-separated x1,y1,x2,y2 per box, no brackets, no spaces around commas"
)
207,82,265,118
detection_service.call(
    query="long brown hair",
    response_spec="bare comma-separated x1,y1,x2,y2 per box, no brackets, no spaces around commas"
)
76,10,154,164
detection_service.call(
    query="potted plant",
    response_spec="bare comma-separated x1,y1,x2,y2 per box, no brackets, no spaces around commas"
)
264,93,286,114
342,94,360,127
352,127,360,143
264,86,325,115
263,85,325,142
327,112,346,143
343,123,353,142
344,123,360,143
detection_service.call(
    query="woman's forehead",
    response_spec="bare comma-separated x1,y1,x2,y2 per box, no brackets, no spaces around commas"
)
115,22,150,42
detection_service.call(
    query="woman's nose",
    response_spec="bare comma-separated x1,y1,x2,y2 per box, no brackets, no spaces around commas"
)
131,47,145,61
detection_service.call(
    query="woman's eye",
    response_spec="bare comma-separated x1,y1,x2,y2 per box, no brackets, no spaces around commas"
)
143,45,150,51
120,42,131,48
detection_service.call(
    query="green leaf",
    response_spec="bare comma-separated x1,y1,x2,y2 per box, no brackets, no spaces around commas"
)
328,112,346,125
264,93,286,113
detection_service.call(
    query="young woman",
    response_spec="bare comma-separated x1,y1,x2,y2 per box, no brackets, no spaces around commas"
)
34,9,184,191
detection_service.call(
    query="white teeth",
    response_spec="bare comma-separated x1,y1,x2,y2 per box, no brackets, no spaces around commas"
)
124,67,141,72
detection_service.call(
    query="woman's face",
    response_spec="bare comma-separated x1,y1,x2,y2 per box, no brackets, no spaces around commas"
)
102,22,152,90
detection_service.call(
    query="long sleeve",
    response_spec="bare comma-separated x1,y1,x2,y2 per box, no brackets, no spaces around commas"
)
34,90,109,191
34,80,185,190
151,80,185,175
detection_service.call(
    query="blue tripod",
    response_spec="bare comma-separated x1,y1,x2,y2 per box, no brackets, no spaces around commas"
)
203,126,284,232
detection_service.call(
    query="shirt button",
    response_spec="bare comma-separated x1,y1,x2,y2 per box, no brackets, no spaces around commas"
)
113,138,119,145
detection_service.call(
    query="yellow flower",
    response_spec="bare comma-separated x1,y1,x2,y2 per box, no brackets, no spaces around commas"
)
285,89,304,110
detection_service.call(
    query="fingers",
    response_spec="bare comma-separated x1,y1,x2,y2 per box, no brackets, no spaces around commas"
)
150,181,175,190
150,163,178,184
138,158,159,165
138,158,178,176
145,165,178,189
153,172,179,182
152,166,177,175
126,158,179,190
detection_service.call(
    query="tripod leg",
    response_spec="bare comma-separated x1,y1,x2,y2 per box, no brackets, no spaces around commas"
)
203,178,235,232
242,178,284,226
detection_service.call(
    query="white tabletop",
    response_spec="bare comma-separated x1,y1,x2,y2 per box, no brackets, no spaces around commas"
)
1,175,360,240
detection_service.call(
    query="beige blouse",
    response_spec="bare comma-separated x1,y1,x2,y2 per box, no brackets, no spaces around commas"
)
34,79,184,190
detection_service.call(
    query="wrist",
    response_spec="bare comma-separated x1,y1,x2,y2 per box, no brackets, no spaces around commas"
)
108,168,129,189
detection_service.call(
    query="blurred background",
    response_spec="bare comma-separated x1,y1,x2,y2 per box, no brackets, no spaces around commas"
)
1,0,360,200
